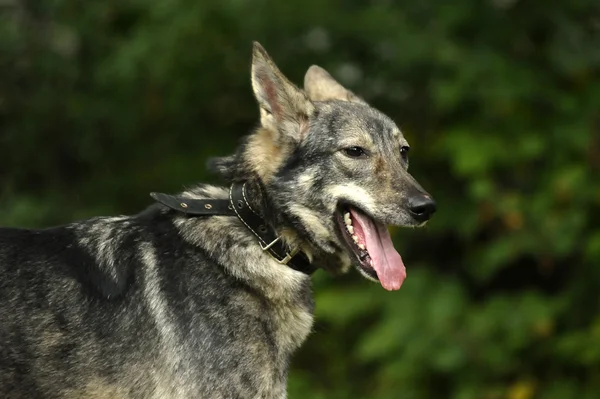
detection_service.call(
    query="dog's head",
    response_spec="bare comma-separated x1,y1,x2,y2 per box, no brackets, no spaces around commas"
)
212,43,435,291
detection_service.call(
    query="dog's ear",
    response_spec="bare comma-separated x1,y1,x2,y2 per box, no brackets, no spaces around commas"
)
304,65,366,104
251,42,314,141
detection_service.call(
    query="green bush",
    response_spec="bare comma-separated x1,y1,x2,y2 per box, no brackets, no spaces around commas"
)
2,0,599,397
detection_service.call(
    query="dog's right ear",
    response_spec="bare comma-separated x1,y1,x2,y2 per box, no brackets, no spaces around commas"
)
304,65,366,104
251,42,314,142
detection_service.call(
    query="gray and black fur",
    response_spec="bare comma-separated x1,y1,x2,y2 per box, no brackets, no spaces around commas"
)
0,43,435,398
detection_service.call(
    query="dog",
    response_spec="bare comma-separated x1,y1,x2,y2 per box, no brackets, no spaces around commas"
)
0,42,435,398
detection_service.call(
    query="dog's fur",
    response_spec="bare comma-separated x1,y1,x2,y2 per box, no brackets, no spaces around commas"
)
0,43,434,398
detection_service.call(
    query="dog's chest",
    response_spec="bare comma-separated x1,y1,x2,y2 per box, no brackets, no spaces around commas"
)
270,299,314,352
146,281,314,399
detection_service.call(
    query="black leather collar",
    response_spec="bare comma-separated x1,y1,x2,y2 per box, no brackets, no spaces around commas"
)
150,182,317,275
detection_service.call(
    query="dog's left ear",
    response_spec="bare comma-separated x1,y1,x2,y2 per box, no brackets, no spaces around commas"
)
251,42,315,142
304,65,366,104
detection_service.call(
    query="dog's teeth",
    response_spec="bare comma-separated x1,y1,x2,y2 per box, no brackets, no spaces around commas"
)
358,243,365,250
347,225,354,234
352,235,358,243
344,213,351,225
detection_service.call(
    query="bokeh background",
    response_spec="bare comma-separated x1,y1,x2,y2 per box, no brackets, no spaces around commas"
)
2,0,600,398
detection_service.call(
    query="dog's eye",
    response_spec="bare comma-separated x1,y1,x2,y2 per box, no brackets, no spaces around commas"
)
343,146,367,158
400,146,410,160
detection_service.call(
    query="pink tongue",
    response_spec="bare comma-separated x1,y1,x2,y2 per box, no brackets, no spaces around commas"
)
350,209,406,291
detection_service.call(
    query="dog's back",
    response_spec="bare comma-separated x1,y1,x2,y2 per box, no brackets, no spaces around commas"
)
0,219,143,398
0,202,312,398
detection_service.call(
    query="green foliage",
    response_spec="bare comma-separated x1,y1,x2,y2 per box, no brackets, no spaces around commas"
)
2,0,599,397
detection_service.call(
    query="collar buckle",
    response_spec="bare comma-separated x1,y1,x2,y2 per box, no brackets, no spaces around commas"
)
259,236,281,251
277,246,301,265
259,236,300,265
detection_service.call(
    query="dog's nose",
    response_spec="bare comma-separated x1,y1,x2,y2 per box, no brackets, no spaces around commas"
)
408,194,436,222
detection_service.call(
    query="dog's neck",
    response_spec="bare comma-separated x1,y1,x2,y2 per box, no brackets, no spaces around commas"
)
236,179,317,263
154,178,319,274
239,180,268,217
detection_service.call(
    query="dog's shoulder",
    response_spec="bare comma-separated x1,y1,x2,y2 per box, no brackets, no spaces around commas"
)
68,214,143,299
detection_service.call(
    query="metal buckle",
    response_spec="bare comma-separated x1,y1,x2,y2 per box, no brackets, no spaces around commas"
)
260,237,300,265
260,236,281,251
277,246,300,265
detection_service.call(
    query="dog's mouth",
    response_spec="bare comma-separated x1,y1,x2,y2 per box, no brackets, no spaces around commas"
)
335,205,406,291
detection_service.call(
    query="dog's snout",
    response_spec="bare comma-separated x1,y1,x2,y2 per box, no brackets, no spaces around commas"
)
408,194,436,222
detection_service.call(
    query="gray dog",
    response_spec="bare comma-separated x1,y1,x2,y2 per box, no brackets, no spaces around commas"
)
0,42,435,398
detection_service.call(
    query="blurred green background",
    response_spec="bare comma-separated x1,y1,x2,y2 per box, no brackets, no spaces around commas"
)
2,0,599,398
